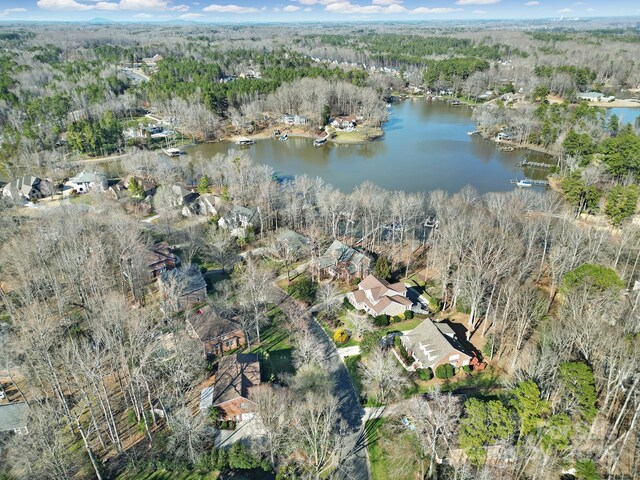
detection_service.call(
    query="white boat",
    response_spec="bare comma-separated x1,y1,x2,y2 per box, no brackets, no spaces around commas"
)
516,180,533,187
235,137,255,146
279,134,288,141
467,130,480,136
164,148,182,157
313,137,327,146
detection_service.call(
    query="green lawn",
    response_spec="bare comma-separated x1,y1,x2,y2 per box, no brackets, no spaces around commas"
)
366,418,424,480
381,318,423,334
118,468,218,479
344,355,363,399
243,318,295,380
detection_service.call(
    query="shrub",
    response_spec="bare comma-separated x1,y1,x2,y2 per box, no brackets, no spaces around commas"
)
360,331,385,356
220,420,228,429
343,296,355,311
418,368,432,381
428,297,441,313
392,315,402,323
404,310,414,320
394,335,413,365
373,315,390,327
435,363,455,379
462,365,471,374
228,443,261,470
333,329,350,344
227,420,236,430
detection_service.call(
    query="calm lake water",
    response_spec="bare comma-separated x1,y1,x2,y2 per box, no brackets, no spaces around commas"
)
188,99,552,195
606,107,640,125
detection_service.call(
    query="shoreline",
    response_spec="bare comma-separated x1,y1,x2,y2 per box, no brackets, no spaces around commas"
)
218,123,384,146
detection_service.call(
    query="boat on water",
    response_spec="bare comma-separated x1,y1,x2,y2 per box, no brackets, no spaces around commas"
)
516,179,533,187
235,137,255,146
313,137,328,146
163,147,182,157
279,134,288,141
467,130,480,136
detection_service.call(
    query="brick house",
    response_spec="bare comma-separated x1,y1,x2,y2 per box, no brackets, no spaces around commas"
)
146,242,181,280
186,306,246,357
202,354,261,421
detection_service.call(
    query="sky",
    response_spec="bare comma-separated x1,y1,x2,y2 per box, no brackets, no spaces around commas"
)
0,0,638,23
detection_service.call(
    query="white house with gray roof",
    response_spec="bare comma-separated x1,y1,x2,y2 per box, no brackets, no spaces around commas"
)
400,320,472,370
66,171,108,194
0,402,29,434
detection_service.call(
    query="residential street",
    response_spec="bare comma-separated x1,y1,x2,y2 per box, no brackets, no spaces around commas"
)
305,313,370,480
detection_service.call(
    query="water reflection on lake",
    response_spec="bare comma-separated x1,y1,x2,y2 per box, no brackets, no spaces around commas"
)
187,99,552,195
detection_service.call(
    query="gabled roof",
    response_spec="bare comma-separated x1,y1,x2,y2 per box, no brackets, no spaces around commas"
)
159,264,206,296
403,320,470,367
212,354,261,406
69,171,106,184
188,306,243,343
317,240,373,274
0,402,29,431
146,242,179,268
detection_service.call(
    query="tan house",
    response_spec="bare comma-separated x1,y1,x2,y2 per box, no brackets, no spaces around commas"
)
314,240,373,282
401,320,472,370
186,306,246,357
201,354,261,421
348,274,413,317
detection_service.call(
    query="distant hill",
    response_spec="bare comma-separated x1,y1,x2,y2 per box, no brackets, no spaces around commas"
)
89,17,114,24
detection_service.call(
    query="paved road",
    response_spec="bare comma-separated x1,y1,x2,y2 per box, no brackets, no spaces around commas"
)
304,314,370,480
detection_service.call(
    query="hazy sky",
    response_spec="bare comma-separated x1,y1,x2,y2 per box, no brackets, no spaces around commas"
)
1,0,639,22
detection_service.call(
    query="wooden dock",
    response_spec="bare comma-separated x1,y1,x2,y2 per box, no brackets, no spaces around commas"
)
518,160,555,169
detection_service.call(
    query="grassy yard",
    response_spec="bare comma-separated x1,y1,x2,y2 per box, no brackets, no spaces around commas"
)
344,355,363,399
416,366,504,397
381,318,423,334
366,418,424,480
117,468,218,479
243,316,295,381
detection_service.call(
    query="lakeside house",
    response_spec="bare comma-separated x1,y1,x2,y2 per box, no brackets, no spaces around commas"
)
159,264,207,311
198,193,222,217
348,274,413,317
0,402,29,435
200,354,261,421
2,176,54,202
331,116,357,129
146,242,181,280
186,305,245,357
168,185,200,216
577,91,610,102
314,240,373,282
400,320,472,370
218,205,259,237
282,114,308,126
109,175,156,200
66,171,108,194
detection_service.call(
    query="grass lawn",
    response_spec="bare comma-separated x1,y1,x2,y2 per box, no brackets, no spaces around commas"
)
366,418,424,480
118,468,219,479
344,355,363,399
243,318,295,380
416,366,504,396
381,318,422,334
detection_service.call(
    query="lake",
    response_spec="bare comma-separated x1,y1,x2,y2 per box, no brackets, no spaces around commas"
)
605,107,640,126
188,99,553,195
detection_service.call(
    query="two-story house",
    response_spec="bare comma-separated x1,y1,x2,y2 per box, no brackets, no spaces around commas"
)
348,274,413,317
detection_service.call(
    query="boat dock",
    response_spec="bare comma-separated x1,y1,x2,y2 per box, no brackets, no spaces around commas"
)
510,179,550,187
314,136,328,146
517,159,555,169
